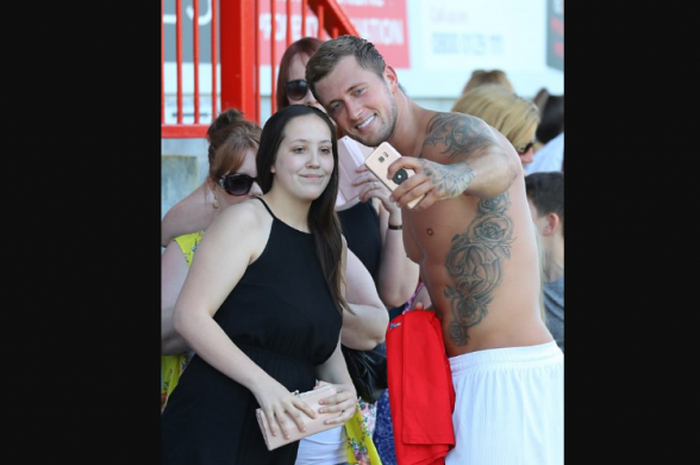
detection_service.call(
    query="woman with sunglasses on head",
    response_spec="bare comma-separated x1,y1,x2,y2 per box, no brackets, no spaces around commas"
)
161,105,359,465
278,38,420,465
161,108,263,412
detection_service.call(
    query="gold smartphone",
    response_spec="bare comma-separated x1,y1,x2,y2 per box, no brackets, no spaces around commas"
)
363,142,424,209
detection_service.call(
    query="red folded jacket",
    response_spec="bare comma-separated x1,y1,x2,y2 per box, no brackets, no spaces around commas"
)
386,310,456,465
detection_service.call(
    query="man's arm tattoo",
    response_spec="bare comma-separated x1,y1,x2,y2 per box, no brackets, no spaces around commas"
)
443,193,515,346
423,113,497,160
422,160,475,199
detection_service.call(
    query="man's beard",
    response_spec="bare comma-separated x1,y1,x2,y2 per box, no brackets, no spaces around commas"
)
357,94,398,147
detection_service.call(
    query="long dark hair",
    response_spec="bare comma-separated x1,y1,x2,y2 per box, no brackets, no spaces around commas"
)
256,105,347,313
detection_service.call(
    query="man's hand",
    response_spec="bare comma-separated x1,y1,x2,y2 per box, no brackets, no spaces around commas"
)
386,157,474,211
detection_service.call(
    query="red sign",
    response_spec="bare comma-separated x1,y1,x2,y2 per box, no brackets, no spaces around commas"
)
258,0,410,68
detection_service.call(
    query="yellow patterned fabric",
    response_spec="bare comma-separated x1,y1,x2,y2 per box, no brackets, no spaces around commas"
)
161,231,205,413
161,353,189,413
345,403,382,464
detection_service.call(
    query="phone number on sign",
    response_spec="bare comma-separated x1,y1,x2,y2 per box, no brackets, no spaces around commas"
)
432,33,503,56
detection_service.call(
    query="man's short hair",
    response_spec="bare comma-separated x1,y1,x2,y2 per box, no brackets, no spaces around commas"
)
306,35,386,97
525,172,564,237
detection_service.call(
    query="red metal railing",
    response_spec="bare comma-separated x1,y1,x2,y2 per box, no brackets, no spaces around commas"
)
162,0,358,139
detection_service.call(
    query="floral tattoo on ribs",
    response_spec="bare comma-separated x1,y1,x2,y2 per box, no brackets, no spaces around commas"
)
443,193,515,346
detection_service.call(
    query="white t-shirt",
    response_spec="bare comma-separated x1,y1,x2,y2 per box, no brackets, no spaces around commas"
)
526,132,564,175
294,426,346,465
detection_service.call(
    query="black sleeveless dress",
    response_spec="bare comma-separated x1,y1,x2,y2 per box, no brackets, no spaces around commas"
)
161,198,342,465
339,201,407,320
337,201,381,279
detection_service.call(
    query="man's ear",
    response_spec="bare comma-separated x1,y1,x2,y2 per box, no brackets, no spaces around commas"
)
384,65,399,93
543,213,561,236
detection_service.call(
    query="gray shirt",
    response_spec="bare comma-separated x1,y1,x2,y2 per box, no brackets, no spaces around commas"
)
544,277,564,352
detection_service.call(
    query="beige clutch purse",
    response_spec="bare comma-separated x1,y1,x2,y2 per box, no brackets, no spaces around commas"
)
256,384,338,451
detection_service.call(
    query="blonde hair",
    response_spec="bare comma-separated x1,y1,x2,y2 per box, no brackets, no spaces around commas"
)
461,69,513,95
451,84,540,152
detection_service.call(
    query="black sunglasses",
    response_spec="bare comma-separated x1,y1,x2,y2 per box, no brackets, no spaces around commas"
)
285,79,309,101
217,173,255,196
516,140,535,154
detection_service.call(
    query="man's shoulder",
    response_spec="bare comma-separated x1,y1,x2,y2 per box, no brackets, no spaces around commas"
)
420,111,493,162
426,110,483,131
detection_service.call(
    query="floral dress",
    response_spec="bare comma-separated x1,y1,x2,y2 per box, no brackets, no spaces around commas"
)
160,230,204,413
344,400,381,464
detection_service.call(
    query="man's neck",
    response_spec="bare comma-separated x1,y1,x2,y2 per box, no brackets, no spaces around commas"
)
543,235,564,282
387,94,433,158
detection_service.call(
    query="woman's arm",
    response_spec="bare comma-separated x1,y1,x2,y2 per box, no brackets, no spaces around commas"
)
161,240,191,355
314,339,358,426
161,182,217,247
351,167,420,308
173,203,316,439
375,198,420,307
341,246,390,351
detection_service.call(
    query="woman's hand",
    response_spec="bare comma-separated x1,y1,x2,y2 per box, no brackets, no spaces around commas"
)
251,379,318,440
352,166,400,216
314,380,358,425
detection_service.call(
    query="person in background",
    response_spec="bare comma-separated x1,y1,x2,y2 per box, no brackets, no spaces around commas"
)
460,69,514,96
526,90,564,173
161,108,262,412
451,84,540,168
525,171,564,352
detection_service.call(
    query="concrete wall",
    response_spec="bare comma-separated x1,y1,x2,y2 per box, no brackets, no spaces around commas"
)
161,151,202,221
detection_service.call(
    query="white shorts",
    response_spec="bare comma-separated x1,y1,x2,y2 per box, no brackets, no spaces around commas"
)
445,341,564,465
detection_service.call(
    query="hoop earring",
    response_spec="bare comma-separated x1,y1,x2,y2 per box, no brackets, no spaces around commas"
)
212,195,220,209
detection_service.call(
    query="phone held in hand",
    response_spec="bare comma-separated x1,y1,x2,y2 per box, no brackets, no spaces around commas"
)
363,141,425,209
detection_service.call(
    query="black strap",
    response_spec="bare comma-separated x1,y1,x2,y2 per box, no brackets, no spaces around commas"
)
254,197,276,219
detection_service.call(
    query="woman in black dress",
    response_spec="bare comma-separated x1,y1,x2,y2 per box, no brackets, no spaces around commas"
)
161,105,357,465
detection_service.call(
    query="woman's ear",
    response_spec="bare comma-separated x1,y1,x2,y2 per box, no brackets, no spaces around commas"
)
206,177,220,210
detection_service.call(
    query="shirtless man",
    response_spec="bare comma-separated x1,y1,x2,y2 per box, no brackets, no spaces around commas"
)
307,35,563,465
